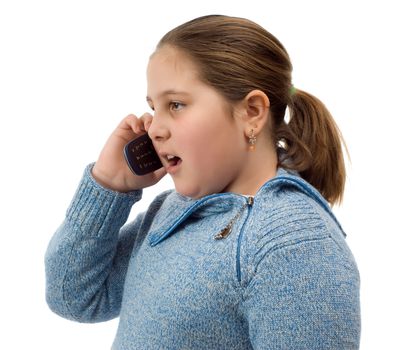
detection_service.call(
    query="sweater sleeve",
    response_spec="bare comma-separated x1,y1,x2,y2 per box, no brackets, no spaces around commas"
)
45,164,144,323
240,237,361,350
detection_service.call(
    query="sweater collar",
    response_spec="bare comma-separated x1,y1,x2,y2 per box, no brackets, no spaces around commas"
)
148,168,345,246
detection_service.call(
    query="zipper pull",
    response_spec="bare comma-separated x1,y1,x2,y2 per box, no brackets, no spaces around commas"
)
214,197,253,240
214,225,232,240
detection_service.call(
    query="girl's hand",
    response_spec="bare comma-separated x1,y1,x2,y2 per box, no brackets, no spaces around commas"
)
92,113,167,192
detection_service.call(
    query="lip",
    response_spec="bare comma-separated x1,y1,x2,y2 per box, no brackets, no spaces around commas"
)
165,158,182,175
157,151,182,175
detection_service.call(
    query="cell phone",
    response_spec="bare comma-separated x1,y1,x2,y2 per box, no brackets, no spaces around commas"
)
123,133,163,175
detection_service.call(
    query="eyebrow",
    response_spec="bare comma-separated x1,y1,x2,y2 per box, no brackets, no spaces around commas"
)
146,90,190,102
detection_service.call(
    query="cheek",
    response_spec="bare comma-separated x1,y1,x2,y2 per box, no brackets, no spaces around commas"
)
180,119,215,147
177,110,242,166
181,131,212,162
185,129,241,170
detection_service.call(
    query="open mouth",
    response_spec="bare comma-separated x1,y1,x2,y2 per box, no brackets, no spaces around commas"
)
167,155,181,166
165,155,182,173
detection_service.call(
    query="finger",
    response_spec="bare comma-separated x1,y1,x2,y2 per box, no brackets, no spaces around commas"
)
115,114,134,132
125,114,146,135
140,113,153,132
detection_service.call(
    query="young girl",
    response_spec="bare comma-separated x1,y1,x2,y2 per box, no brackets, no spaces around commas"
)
45,15,360,349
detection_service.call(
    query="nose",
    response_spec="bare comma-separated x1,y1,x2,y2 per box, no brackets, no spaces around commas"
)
147,114,170,142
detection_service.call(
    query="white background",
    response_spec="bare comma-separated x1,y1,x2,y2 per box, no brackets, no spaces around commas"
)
1,0,402,349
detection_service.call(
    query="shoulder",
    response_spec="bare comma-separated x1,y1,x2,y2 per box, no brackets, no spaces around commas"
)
251,168,348,248
252,187,332,249
241,180,357,286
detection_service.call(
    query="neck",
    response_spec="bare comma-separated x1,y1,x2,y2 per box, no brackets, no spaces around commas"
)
244,150,278,195
224,143,278,196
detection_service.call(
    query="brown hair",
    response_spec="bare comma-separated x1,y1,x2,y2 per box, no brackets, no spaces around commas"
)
157,15,347,205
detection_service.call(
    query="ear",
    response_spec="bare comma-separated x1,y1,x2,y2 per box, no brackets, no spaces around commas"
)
237,89,270,136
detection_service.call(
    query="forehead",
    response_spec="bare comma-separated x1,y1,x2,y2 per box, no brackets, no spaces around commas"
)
147,46,201,95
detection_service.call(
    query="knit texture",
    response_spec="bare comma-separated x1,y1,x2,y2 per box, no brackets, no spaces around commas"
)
45,164,360,349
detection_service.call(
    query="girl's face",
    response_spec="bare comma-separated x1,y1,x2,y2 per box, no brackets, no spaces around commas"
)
147,46,249,199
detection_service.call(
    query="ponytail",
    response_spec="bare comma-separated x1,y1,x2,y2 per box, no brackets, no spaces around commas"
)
157,15,347,205
276,89,347,205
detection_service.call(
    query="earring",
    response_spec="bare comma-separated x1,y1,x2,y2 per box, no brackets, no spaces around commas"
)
248,129,257,151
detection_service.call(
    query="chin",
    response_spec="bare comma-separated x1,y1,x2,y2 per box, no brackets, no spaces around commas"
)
174,183,204,199
175,189,202,200
174,182,220,200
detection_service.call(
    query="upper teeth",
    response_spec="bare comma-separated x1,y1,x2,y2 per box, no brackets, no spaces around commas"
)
167,155,176,160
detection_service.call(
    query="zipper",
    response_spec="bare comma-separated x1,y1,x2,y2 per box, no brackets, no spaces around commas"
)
214,196,254,240
213,196,254,282
236,196,254,282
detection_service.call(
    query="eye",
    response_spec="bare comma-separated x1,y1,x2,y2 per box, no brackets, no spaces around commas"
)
146,97,154,111
169,101,185,111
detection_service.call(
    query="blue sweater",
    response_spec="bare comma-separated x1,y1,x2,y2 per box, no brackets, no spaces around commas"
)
45,164,360,349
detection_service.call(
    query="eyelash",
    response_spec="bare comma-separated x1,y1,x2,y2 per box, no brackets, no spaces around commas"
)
148,101,185,112
169,101,185,111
